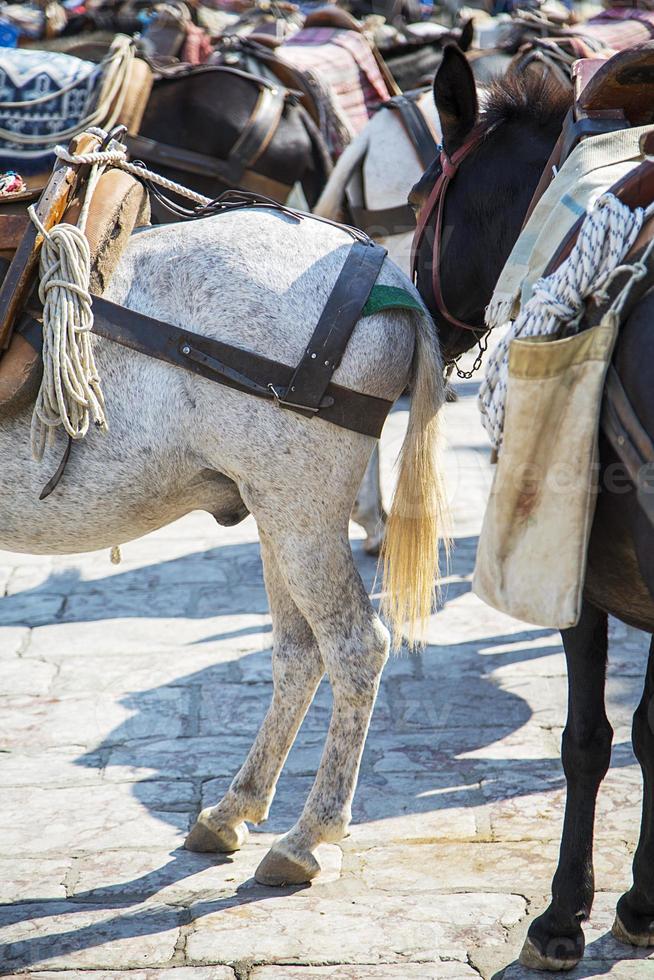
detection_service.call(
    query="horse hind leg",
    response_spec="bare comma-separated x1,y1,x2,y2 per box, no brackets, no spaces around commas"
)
185,532,324,854
351,443,386,556
613,631,654,948
253,519,389,886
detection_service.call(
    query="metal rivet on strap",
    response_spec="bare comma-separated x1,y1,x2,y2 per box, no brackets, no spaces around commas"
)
324,360,330,366
311,353,317,359
181,345,190,355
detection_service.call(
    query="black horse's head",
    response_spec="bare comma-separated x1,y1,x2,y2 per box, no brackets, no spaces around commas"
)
410,45,571,364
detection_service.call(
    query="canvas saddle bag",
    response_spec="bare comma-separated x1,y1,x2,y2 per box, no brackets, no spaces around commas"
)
473,319,618,629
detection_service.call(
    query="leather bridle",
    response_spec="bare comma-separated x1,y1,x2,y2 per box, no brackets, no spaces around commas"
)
411,122,494,336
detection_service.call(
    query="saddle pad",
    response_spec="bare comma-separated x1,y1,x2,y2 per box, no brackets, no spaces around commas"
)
486,124,654,329
0,49,101,173
574,8,654,51
281,27,392,154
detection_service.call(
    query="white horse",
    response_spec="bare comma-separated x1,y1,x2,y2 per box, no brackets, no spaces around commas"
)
0,207,447,885
315,92,441,555
314,90,440,276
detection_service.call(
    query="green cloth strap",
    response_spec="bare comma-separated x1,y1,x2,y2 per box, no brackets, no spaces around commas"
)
362,284,424,317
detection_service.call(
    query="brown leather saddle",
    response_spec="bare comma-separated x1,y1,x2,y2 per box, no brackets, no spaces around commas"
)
522,42,654,226
0,131,150,418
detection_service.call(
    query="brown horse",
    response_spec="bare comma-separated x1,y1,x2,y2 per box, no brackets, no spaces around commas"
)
411,44,654,972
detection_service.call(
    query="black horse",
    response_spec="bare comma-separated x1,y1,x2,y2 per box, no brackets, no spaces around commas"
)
137,64,332,221
411,44,654,972
66,43,332,220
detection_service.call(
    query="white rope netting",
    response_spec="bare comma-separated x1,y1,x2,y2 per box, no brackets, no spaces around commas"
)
479,192,651,452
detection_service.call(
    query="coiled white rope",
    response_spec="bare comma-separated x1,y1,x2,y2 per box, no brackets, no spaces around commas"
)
28,128,212,461
29,208,107,461
479,193,650,452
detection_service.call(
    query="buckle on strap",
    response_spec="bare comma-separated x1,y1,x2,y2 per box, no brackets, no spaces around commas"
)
267,383,333,413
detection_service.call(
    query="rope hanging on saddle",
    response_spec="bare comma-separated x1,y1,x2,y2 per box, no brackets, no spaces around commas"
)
28,206,107,462
27,130,116,460
478,193,650,452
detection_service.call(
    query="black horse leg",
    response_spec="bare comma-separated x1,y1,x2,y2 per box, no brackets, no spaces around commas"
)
520,600,612,971
614,633,654,946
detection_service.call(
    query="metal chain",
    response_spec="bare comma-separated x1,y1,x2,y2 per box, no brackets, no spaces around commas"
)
452,331,489,381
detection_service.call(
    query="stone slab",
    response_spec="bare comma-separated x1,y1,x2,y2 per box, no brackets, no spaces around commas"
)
185,891,526,965
1,971,234,980
0,626,30,659
0,751,105,788
0,687,194,752
0,902,183,970
69,842,342,906
0,858,70,903
0,784,190,857
0,658,56,696
349,840,632,896
252,966,479,979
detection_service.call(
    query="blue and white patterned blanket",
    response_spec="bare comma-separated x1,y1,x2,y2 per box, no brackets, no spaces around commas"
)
0,49,102,172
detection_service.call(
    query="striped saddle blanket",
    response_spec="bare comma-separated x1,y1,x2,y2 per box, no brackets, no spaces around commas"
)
0,49,102,173
573,7,654,51
280,27,393,158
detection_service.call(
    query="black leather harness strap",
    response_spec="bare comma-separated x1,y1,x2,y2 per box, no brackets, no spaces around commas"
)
385,93,439,171
20,238,392,439
125,79,290,197
577,236,654,523
347,92,438,236
280,241,387,412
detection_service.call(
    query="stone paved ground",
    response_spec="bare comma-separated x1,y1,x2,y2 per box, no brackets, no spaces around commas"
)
1,375,653,980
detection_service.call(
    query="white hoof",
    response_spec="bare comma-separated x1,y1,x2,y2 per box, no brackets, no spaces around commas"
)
254,842,320,886
185,810,249,853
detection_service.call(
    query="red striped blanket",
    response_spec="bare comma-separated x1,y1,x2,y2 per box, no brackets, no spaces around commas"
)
280,27,392,157
573,7,654,51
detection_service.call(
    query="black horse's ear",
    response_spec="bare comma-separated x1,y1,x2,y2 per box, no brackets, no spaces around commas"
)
458,18,474,53
433,44,478,155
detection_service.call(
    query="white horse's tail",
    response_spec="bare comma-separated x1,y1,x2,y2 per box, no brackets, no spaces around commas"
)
381,310,450,649
313,129,369,220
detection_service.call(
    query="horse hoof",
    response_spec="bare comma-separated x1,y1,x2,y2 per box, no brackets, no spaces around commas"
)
519,936,580,972
254,842,320,886
185,811,249,853
612,913,654,948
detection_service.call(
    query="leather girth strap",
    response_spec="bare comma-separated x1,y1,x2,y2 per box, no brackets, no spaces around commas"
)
20,240,392,439
348,93,438,236
581,237,654,525
125,82,291,199
281,241,387,413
